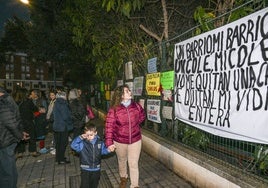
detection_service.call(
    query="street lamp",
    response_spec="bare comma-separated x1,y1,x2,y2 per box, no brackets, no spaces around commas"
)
20,0,29,5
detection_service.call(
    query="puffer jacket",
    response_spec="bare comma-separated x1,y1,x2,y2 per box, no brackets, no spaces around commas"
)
105,100,146,147
53,98,73,132
71,135,110,171
0,88,23,148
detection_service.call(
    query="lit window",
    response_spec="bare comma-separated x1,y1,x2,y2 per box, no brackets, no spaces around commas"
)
36,74,40,80
21,56,26,63
10,55,14,63
26,74,30,79
10,64,14,71
26,66,30,72
6,64,14,71
5,73,10,79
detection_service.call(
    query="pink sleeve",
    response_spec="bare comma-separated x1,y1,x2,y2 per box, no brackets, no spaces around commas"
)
105,108,116,147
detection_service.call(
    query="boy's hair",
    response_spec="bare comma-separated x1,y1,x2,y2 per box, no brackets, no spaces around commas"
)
84,122,97,132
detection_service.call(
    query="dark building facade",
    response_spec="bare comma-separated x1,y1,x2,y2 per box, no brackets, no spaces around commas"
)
0,52,62,92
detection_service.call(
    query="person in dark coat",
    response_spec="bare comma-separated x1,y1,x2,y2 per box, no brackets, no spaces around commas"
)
0,86,29,188
53,91,73,164
68,89,87,139
18,89,40,157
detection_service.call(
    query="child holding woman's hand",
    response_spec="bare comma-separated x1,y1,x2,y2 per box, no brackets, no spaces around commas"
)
71,122,115,188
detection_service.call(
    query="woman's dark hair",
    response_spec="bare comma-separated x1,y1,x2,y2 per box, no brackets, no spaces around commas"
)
49,89,57,95
110,84,129,108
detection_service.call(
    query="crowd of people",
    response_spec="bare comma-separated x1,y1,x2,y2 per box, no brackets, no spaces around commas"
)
0,83,146,188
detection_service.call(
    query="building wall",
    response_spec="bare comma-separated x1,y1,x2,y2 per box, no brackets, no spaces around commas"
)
0,52,62,92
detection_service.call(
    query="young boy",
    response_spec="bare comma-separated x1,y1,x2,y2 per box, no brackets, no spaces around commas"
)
71,122,115,188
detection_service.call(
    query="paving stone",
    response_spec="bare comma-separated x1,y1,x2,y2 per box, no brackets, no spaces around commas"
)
17,118,193,188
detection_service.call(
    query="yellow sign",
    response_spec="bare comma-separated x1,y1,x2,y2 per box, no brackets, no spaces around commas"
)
146,72,161,96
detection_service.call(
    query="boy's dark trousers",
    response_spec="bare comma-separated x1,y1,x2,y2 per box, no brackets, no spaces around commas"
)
80,169,101,188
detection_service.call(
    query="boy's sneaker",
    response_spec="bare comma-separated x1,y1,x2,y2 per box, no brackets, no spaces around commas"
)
39,148,48,154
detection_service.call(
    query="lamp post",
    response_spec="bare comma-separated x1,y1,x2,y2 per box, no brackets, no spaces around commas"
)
19,0,58,90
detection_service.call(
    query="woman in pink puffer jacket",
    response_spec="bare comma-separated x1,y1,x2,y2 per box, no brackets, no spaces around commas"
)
105,84,145,188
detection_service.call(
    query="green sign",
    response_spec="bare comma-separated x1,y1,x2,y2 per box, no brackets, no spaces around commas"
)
160,71,174,90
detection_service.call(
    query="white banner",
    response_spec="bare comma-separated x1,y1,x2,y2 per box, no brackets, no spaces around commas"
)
174,8,268,144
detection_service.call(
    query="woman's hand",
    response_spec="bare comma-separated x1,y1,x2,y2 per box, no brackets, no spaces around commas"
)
108,144,116,152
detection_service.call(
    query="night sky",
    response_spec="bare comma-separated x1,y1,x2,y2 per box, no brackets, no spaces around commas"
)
0,0,30,36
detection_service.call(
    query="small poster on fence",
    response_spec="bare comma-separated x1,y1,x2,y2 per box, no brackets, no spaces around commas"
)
147,99,161,123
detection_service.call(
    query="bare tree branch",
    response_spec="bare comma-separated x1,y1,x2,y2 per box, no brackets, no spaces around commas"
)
139,24,161,41
161,0,168,40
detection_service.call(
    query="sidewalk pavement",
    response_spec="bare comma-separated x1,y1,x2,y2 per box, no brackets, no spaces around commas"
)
16,118,193,188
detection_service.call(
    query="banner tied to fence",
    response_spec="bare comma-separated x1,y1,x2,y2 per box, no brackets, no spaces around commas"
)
174,7,268,144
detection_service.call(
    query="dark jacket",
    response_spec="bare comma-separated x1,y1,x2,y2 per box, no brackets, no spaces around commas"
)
69,99,86,128
34,112,47,139
0,88,23,148
71,135,109,171
105,100,146,147
19,98,38,131
53,98,73,132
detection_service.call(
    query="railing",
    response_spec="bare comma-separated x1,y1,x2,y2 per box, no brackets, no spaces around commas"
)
93,0,268,182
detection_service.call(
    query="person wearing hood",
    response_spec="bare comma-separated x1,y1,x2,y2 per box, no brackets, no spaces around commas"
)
105,84,146,188
68,89,87,139
0,86,29,188
53,91,73,164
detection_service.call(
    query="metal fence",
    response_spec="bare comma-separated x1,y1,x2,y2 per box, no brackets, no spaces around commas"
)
143,0,268,182
94,0,268,182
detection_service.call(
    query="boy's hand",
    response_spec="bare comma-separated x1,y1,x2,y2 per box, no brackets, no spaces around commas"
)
108,144,116,152
81,134,87,139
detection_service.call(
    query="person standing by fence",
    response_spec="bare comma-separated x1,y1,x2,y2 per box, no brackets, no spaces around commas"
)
105,84,146,188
